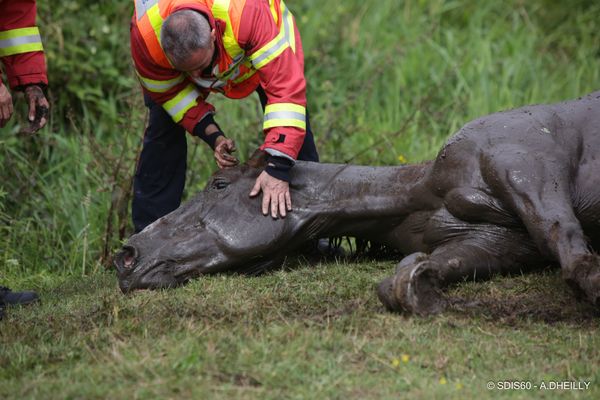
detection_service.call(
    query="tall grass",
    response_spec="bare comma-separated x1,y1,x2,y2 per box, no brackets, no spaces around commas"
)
1,0,600,279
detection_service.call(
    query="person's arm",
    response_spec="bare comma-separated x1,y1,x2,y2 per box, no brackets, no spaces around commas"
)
240,0,309,217
130,20,228,141
0,0,49,132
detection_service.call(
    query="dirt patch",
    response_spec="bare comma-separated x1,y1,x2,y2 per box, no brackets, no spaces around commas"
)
445,270,600,326
212,371,262,387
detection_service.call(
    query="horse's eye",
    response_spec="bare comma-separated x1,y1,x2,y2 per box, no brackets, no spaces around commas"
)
211,178,230,190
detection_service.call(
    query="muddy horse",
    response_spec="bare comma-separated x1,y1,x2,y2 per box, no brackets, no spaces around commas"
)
115,92,600,315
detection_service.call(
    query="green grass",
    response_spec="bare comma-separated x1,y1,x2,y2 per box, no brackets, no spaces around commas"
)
2,0,600,397
1,263,599,399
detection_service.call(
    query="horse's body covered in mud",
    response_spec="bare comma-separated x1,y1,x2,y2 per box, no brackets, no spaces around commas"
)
115,92,600,315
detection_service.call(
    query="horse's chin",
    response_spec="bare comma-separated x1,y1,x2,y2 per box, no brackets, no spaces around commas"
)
119,262,186,293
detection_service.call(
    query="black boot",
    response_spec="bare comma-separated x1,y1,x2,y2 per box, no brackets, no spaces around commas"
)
0,286,39,306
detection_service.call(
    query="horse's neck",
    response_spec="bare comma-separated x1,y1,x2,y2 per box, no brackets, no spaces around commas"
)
291,161,435,221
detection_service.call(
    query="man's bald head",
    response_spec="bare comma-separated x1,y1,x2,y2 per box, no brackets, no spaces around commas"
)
161,10,213,67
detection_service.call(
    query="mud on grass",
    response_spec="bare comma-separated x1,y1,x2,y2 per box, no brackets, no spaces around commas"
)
1,261,599,399
446,268,600,326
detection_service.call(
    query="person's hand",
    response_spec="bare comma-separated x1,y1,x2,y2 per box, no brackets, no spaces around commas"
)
249,171,292,218
213,135,239,169
0,82,14,128
22,85,49,134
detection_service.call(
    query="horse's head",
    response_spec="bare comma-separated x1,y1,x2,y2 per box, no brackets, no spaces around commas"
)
114,151,298,293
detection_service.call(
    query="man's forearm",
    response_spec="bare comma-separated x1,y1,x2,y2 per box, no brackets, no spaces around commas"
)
193,115,224,149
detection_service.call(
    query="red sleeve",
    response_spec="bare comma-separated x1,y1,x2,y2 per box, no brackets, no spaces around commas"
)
0,0,48,89
238,0,307,160
130,18,215,134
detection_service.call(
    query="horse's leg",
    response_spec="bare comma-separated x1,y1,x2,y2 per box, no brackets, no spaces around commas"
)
481,147,600,306
377,226,542,315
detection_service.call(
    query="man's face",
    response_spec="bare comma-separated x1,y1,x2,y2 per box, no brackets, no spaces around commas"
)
172,29,216,78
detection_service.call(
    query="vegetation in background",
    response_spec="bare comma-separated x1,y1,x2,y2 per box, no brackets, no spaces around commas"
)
1,0,599,398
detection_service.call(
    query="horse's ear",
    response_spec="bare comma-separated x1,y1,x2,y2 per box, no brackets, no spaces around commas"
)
247,149,268,168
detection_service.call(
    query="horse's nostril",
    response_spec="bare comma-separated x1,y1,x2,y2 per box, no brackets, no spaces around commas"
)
124,255,135,268
114,245,138,273
122,245,138,269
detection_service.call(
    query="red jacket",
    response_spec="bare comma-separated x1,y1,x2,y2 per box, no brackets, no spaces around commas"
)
131,0,308,161
0,0,47,89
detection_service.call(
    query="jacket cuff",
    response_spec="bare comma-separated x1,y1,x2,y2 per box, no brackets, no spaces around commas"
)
193,114,224,149
9,74,48,92
179,102,216,133
196,129,224,150
194,113,220,134
264,155,294,182
15,82,48,93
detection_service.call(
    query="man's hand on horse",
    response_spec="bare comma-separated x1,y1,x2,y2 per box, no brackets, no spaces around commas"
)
213,135,239,169
22,85,49,134
249,171,292,219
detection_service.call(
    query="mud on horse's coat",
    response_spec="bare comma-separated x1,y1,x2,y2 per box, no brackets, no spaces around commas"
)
115,92,600,315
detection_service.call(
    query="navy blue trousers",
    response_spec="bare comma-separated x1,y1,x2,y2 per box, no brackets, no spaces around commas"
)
132,87,319,233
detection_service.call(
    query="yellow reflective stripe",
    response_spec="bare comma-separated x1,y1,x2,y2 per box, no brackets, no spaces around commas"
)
136,71,184,93
163,84,201,122
263,103,306,130
264,118,306,130
211,0,244,59
249,0,296,69
249,29,288,69
0,27,40,40
147,3,164,45
135,0,159,20
0,27,43,57
265,103,305,114
232,67,257,84
281,0,295,53
269,0,279,24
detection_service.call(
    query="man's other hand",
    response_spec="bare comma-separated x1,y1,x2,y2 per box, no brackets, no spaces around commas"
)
213,135,239,169
23,85,49,134
249,171,292,218
0,83,14,128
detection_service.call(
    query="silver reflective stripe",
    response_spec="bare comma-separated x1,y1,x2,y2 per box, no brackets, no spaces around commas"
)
136,0,159,20
250,33,288,68
142,81,177,91
0,34,41,50
282,4,292,43
250,3,294,68
264,148,295,164
140,76,184,92
215,54,245,81
167,89,201,118
189,75,226,89
264,111,306,122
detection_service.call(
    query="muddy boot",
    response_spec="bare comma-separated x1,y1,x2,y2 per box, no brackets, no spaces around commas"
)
316,238,346,258
0,286,40,307
563,255,600,308
299,239,346,262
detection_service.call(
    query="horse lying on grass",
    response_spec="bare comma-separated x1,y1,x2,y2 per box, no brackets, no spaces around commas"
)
115,91,600,315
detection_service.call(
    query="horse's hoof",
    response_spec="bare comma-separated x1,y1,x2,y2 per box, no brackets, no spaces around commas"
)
377,276,401,311
378,260,447,315
395,252,428,274
564,254,600,307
